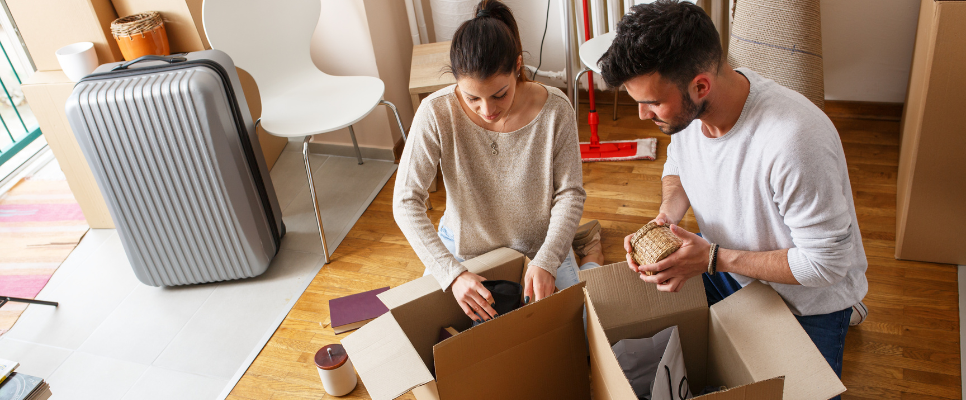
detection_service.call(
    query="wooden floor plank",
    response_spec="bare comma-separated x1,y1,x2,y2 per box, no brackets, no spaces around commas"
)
230,102,961,399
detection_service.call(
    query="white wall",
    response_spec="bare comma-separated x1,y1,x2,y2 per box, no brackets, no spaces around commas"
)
309,0,393,149
503,0,920,103
820,0,919,103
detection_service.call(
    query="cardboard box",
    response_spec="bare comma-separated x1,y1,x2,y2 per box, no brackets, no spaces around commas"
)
342,248,590,400
21,71,115,228
579,262,846,400
7,0,122,71
111,0,209,54
895,0,966,265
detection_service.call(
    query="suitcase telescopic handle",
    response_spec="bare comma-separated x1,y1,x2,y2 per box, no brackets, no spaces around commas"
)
112,55,188,71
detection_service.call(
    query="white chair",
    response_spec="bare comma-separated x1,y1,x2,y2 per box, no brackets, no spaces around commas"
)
203,0,407,264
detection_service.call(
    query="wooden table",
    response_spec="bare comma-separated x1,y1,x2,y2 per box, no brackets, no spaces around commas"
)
408,41,454,113
408,41,453,198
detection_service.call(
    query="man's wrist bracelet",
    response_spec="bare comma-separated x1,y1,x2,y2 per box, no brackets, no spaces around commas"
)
708,243,719,275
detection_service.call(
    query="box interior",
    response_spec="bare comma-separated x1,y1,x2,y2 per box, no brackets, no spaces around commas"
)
581,262,846,400
345,248,590,400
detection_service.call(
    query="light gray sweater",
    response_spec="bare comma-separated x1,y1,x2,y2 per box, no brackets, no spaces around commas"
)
663,68,868,316
393,84,585,291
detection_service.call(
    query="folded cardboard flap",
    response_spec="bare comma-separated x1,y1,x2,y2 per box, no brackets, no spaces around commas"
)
341,313,434,400
581,262,710,393
585,288,639,400
434,282,590,400
708,281,846,400
376,248,528,371
347,248,545,400
698,377,785,399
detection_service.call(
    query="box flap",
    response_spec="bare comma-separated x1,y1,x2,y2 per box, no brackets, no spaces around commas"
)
341,313,434,400
585,288,639,400
709,282,846,400
24,71,72,86
581,263,709,396
378,248,525,310
376,248,527,370
695,377,784,399
432,283,590,400
580,262,707,330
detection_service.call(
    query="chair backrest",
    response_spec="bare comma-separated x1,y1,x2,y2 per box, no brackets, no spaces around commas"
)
203,0,324,95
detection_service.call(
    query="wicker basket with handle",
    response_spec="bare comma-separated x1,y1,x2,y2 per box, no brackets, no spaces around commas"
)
631,222,683,275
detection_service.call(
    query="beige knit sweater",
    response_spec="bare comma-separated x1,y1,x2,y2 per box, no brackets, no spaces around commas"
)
393,84,586,290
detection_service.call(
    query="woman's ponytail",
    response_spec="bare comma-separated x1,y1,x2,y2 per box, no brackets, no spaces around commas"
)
448,0,528,82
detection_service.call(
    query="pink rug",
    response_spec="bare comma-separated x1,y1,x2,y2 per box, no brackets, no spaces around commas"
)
0,177,89,335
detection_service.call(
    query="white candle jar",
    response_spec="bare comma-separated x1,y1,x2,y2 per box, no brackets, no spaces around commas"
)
315,344,357,396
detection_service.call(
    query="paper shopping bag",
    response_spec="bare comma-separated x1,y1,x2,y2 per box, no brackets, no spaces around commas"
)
612,325,692,400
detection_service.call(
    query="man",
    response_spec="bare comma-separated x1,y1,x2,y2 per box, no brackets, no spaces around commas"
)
598,0,868,382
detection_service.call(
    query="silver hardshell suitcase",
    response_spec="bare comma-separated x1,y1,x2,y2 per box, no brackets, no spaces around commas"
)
66,50,284,286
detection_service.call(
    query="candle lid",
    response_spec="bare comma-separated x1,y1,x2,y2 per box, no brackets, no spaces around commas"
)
315,344,349,370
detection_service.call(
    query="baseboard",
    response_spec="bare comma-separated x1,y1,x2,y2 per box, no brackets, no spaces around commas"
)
824,100,904,121
307,142,396,162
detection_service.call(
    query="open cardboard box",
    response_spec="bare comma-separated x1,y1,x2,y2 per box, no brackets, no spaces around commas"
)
580,262,846,399
342,248,590,400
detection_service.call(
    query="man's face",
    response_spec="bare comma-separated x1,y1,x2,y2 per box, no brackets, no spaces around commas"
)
624,73,704,135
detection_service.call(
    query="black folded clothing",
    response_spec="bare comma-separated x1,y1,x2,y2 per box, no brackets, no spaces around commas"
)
472,280,523,326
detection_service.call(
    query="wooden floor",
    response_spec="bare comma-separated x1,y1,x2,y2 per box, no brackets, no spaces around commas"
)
228,99,961,400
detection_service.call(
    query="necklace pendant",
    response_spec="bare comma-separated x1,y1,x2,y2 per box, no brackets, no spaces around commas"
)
490,142,498,155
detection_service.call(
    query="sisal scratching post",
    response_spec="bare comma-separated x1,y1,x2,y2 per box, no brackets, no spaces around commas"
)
728,0,825,110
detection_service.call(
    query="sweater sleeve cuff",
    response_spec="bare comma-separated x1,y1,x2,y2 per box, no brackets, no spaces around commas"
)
786,248,823,287
530,253,561,278
434,262,468,293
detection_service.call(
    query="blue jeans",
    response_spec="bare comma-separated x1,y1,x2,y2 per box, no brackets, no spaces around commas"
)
703,272,851,399
429,215,600,290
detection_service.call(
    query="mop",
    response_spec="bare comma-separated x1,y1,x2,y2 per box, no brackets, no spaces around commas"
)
577,0,656,163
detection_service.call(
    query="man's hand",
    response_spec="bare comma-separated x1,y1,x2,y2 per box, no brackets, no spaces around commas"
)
624,213,670,273
635,224,710,292
524,265,555,303
451,271,498,322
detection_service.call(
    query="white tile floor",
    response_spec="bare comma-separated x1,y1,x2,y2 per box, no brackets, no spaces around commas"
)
0,143,397,400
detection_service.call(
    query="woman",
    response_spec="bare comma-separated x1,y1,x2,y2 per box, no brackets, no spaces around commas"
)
393,0,603,322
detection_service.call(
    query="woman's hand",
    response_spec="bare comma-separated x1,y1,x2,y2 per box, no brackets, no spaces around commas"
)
451,271,498,322
524,265,555,303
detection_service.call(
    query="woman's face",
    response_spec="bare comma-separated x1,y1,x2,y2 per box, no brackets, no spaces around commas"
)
457,72,518,123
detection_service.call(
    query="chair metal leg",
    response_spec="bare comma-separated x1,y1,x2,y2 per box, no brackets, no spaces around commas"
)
572,68,590,108
347,125,364,165
380,100,407,142
303,136,331,264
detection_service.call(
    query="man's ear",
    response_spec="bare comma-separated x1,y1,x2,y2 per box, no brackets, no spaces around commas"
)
692,73,713,101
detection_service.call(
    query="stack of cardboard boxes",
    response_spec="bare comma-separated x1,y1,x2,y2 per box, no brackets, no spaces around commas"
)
343,247,848,400
13,0,286,228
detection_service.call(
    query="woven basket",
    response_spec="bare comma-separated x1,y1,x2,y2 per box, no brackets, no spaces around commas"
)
111,12,163,38
111,12,170,61
631,222,682,275
728,0,825,110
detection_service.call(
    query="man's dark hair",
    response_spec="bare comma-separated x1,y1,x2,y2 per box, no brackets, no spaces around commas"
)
599,0,722,90
447,0,528,83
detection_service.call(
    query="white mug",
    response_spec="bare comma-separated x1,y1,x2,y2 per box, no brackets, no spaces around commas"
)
55,42,98,82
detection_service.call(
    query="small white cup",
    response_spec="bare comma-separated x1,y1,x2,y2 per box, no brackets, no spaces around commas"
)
55,42,98,82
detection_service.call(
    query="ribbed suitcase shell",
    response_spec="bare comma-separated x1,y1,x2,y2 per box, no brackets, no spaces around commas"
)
65,50,284,286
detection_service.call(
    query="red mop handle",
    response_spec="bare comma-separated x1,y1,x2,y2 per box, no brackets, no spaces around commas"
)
581,0,600,147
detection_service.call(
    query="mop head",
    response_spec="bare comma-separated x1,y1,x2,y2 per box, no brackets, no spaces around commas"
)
580,138,657,162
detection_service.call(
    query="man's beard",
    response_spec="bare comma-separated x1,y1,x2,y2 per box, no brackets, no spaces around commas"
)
653,91,705,135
